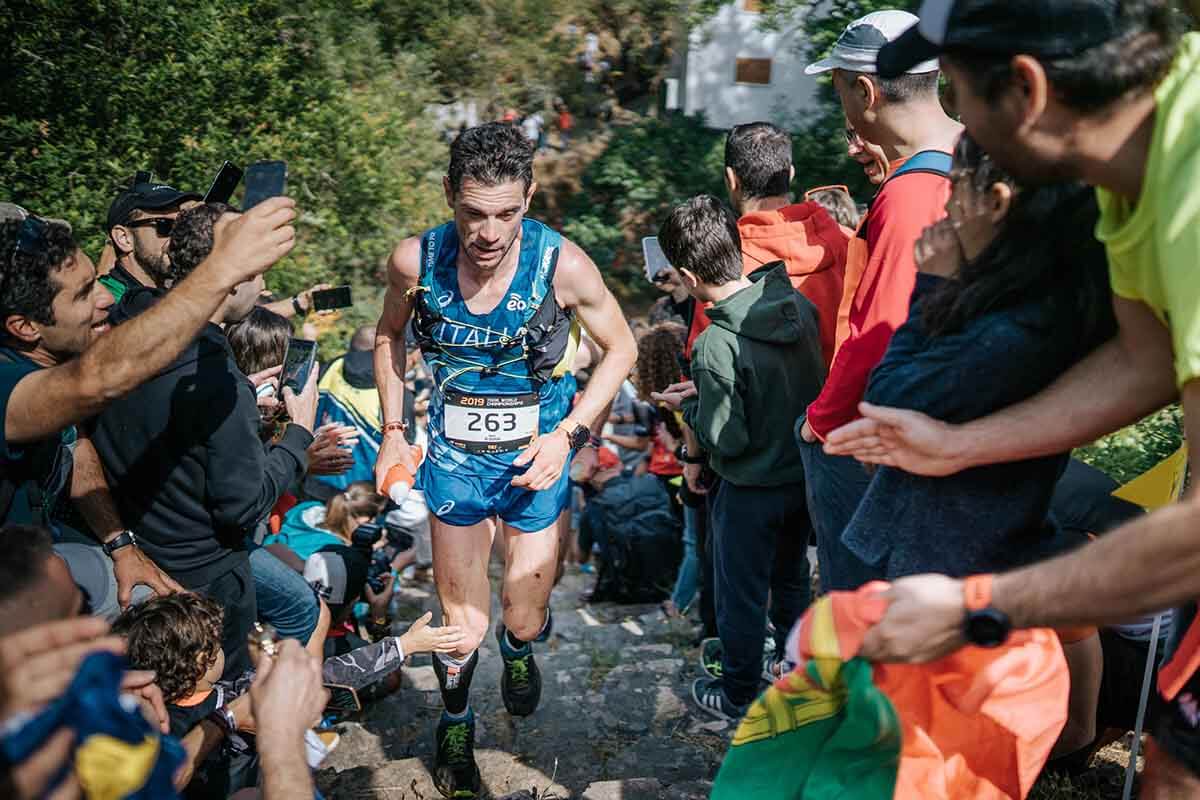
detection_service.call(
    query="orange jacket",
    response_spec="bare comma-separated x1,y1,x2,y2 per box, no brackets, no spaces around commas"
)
739,201,849,369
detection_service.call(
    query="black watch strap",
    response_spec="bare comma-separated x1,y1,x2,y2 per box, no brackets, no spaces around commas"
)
292,295,305,315
102,530,137,557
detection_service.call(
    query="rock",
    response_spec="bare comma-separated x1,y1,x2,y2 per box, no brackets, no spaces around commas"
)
582,778,664,800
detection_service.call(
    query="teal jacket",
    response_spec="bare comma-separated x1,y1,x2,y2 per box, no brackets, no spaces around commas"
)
683,262,824,487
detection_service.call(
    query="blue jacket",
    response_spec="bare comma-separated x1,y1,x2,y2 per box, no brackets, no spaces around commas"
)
842,267,1116,579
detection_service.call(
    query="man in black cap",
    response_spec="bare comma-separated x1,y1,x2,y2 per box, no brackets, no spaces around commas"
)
103,172,202,303
823,2,1200,794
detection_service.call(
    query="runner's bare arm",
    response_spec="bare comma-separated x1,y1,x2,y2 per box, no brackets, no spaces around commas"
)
4,198,297,445
374,237,421,488
552,239,637,436
511,239,636,490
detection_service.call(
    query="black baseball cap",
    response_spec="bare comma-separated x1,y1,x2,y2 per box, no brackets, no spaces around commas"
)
106,173,201,233
878,0,1123,79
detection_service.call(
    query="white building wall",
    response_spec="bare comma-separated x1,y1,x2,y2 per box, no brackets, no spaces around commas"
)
683,1,820,130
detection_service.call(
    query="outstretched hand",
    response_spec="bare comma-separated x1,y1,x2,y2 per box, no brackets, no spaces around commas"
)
651,381,696,412
822,402,968,477
400,611,466,656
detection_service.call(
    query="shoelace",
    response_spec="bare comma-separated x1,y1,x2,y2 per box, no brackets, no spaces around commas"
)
507,656,531,689
442,723,471,764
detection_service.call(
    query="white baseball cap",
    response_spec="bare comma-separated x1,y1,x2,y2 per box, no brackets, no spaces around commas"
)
805,10,940,75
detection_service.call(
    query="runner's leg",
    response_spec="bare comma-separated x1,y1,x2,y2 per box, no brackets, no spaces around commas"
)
501,521,559,640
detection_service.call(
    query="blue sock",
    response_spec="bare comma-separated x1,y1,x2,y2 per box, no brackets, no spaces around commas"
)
442,706,473,723
500,627,531,657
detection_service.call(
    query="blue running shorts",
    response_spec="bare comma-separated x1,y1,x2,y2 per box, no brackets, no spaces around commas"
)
417,454,574,533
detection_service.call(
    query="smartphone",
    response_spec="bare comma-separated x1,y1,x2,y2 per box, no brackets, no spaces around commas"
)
241,160,287,210
311,285,353,312
203,161,243,204
642,236,671,283
279,337,317,394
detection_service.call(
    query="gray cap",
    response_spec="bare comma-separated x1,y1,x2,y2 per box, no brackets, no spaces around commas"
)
805,10,940,75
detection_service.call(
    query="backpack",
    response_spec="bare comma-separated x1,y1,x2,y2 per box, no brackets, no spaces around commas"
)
586,475,682,604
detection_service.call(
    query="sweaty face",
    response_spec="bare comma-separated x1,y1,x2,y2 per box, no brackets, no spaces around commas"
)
39,250,114,361
940,58,1075,186
449,178,531,272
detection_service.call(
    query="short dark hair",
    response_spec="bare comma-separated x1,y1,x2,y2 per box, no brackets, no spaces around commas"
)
226,306,293,376
0,525,56,606
725,123,793,200
0,218,78,327
657,196,744,286
111,593,224,703
948,0,1181,112
448,122,535,194
166,202,238,283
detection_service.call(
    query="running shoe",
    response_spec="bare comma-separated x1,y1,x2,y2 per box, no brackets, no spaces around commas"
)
691,677,748,722
495,623,543,716
433,711,482,799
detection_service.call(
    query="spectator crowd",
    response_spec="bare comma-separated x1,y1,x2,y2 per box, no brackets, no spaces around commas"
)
6,0,1200,798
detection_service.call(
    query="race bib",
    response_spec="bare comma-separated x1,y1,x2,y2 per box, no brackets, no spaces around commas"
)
443,391,540,454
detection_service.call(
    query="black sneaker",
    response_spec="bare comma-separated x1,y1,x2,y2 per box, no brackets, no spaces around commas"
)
495,623,542,717
691,677,748,722
433,712,481,799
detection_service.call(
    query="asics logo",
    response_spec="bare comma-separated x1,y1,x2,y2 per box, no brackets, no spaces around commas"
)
437,291,454,307
505,294,528,312
436,500,456,516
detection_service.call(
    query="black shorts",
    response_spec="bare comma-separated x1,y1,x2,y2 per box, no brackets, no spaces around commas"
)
1154,605,1200,778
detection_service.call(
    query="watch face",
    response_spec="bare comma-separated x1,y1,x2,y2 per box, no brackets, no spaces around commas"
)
966,609,1011,648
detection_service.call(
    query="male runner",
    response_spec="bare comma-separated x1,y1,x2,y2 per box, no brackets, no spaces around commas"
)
374,122,636,798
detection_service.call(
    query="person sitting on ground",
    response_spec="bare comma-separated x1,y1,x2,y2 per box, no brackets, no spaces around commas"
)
840,133,1116,762
654,196,824,722
573,445,680,604
112,593,260,799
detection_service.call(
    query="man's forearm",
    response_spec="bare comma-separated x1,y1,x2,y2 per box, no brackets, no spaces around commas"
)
958,300,1176,469
568,346,636,439
996,493,1200,629
79,263,234,413
70,436,124,541
374,327,408,426
258,737,313,800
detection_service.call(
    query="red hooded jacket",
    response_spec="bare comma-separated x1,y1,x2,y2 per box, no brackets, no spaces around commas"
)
738,202,849,368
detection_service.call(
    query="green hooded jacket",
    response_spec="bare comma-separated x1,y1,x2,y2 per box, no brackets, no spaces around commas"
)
683,262,824,487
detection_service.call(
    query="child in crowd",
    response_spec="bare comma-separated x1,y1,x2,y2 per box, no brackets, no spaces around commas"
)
112,594,258,798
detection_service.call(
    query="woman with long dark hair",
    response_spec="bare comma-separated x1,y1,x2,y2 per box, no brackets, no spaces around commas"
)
839,133,1117,765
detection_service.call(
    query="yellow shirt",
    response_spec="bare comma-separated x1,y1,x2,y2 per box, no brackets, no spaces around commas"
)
1096,31,1200,387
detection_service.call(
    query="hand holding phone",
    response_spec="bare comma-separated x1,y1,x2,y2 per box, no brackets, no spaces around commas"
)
642,236,672,283
311,285,353,312
279,337,317,394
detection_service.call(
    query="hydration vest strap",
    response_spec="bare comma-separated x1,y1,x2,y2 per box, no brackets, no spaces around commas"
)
888,150,953,181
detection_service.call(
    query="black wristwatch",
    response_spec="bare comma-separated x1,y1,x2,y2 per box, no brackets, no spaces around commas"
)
677,444,704,465
559,419,591,450
102,530,137,557
292,295,305,316
963,574,1011,648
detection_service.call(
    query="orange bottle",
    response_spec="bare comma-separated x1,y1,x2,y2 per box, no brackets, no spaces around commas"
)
382,445,423,505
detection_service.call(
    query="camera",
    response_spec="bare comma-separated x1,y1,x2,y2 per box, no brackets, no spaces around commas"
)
350,521,384,550
384,521,415,553
366,549,393,594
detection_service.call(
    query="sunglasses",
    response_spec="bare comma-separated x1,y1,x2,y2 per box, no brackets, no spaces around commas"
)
13,215,49,259
804,185,851,202
124,216,175,237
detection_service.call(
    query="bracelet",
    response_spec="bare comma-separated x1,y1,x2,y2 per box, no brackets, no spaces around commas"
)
679,445,705,465
292,296,305,316
206,705,237,736
382,420,408,435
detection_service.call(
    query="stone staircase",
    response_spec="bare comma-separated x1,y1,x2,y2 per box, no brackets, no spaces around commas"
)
316,566,725,799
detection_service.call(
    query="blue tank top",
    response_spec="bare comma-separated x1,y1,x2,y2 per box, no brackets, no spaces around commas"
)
417,219,576,478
